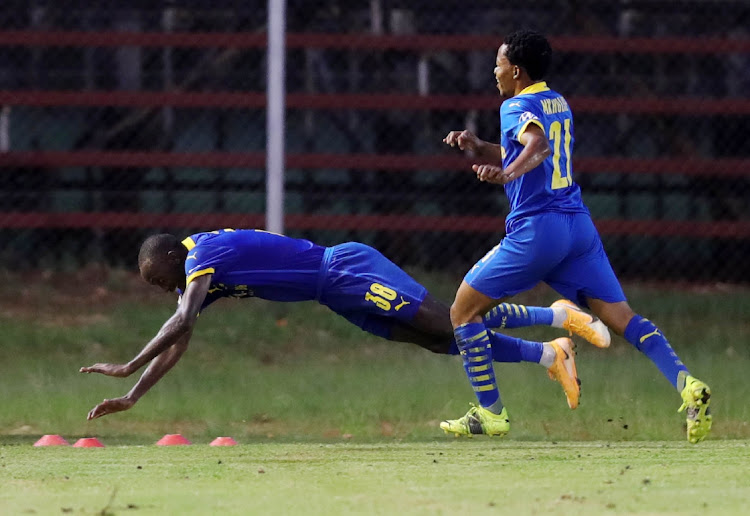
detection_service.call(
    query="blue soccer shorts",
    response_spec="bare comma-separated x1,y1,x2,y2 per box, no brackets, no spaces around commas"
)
465,212,626,308
317,242,428,339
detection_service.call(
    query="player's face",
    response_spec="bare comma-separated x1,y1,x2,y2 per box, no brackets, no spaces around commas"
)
494,45,515,98
141,258,184,293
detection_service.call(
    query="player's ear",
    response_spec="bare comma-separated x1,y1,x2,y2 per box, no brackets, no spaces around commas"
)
513,66,520,79
167,249,181,263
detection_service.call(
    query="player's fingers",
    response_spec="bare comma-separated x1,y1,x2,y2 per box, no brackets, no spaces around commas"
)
80,364,106,374
88,401,109,419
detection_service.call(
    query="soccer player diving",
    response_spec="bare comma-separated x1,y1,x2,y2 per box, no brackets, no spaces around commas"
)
440,29,711,443
80,228,598,420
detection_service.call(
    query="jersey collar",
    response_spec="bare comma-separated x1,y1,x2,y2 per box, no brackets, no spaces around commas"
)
518,81,549,95
182,236,196,250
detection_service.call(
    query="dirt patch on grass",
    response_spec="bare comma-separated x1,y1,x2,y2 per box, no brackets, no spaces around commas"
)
0,266,162,326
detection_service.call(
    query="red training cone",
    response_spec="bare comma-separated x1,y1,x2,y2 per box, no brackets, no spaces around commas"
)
73,437,105,448
156,433,191,446
210,436,238,447
33,434,70,447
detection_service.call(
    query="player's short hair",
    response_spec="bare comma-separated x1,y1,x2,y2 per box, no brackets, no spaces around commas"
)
138,233,179,269
503,30,552,81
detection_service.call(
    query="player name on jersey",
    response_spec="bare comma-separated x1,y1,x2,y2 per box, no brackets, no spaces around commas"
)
540,96,570,115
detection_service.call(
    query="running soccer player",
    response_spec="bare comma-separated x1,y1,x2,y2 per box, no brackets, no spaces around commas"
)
440,30,711,443
79,228,586,420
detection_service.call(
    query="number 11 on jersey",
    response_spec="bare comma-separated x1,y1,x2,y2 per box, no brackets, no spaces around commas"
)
549,118,572,190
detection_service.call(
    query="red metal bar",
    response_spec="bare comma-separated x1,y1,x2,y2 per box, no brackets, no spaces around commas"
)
570,97,750,116
0,30,267,49
0,30,748,54
0,212,266,229
0,91,268,109
594,220,750,239
574,157,750,177
1,151,748,177
1,212,749,238
0,151,268,168
2,90,750,115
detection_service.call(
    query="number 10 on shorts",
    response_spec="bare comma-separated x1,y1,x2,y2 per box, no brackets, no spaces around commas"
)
364,283,397,311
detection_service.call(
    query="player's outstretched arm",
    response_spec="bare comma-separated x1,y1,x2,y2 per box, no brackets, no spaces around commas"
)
86,332,191,420
443,130,504,163
80,274,211,378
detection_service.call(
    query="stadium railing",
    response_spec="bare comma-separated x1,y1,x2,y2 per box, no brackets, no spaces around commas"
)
0,30,748,242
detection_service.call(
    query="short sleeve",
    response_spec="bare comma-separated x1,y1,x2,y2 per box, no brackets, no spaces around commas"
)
501,98,545,143
183,245,233,286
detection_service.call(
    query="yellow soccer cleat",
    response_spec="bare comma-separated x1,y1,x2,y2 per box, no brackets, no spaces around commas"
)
546,337,580,410
440,404,510,437
678,376,712,444
551,299,611,348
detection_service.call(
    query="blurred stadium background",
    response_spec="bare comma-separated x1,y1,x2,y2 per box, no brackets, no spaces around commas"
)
0,0,748,283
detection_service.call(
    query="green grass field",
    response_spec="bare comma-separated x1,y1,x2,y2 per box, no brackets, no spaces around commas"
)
1,269,749,514
3,441,749,515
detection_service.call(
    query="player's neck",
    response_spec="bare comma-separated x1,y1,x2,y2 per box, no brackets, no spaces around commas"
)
513,79,539,96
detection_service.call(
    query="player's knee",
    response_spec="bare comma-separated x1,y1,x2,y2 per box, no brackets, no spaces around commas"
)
449,302,461,326
414,295,453,335
450,301,475,327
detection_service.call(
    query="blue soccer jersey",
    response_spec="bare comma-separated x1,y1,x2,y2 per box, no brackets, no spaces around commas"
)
175,229,428,338
463,82,627,308
180,229,326,310
499,81,589,222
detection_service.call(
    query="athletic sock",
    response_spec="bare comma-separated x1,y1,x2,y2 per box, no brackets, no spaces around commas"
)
624,315,689,390
484,302,554,329
455,322,502,412
550,307,569,328
486,330,544,364
539,343,557,368
451,331,545,366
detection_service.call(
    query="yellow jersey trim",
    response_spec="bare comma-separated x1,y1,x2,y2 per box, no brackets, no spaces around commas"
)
182,237,196,250
518,81,549,95
518,119,546,140
186,268,214,286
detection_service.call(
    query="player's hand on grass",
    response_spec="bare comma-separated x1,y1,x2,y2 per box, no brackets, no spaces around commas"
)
80,363,133,377
443,130,481,153
473,163,513,184
87,396,136,420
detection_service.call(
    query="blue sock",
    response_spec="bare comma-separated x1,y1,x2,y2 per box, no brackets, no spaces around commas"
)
484,302,554,329
450,332,543,364
624,315,689,390
455,322,501,411
487,330,544,363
